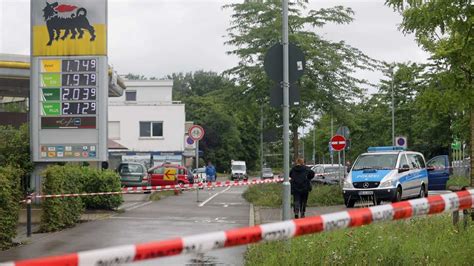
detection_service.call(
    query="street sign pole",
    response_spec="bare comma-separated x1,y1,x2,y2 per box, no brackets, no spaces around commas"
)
282,0,291,221
196,139,200,202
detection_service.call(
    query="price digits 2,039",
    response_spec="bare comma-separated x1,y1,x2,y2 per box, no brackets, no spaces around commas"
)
62,88,96,101
62,102,96,115
62,73,96,86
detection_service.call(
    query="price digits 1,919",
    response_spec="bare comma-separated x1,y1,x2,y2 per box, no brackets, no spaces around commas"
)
62,88,96,101
62,102,96,115
62,59,97,72
62,73,96,86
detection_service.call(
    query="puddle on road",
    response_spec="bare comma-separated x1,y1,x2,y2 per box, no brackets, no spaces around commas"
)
188,253,222,265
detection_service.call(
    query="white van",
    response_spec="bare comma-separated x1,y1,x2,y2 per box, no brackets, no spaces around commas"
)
231,160,248,181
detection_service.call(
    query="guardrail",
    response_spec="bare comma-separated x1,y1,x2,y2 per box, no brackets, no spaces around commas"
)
3,189,473,266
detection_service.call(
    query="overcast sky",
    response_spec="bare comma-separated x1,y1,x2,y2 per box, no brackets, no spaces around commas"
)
0,0,428,88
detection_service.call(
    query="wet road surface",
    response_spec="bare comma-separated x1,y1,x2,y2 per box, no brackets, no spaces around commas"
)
0,185,250,265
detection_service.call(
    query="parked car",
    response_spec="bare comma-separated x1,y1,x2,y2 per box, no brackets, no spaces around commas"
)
148,163,190,186
311,164,345,185
261,168,274,179
342,146,449,208
117,162,149,187
192,167,207,183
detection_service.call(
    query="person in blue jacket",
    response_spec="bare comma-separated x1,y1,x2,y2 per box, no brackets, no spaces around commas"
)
205,161,217,185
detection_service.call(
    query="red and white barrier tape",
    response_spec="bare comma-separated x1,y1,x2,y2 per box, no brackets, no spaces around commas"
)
4,189,473,266
21,178,285,201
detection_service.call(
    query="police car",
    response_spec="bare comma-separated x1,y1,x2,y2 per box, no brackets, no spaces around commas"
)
342,146,449,208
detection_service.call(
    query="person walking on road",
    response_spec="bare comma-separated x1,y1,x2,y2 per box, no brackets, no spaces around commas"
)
290,158,315,219
205,161,217,190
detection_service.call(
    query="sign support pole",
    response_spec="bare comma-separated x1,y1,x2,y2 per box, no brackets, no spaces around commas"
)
281,0,291,221
196,140,200,202
338,151,341,186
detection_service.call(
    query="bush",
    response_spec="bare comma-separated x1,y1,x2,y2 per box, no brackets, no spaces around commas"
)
40,165,84,232
81,169,123,210
447,176,470,188
0,166,22,250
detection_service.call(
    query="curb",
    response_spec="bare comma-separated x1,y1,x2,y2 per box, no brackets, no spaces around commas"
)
249,204,254,226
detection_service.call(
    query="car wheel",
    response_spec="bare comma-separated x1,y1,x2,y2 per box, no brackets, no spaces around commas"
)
419,184,426,198
392,187,402,202
344,198,356,208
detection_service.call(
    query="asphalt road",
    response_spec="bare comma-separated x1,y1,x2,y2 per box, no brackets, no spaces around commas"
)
0,185,250,265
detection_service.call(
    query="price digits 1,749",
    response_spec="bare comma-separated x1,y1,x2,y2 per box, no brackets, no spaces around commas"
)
62,59,97,72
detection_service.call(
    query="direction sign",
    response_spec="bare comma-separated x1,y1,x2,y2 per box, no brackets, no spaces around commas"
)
330,135,346,151
164,168,177,181
188,125,205,141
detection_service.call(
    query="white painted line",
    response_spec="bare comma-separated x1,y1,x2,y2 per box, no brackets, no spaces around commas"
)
199,186,231,207
124,201,152,211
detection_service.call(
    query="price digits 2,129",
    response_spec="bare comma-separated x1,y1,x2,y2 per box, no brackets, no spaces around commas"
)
62,102,96,115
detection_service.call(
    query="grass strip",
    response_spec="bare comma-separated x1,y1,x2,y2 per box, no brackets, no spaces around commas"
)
149,190,178,201
246,214,474,265
243,183,344,207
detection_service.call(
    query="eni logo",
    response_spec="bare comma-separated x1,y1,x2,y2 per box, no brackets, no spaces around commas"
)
42,2,96,46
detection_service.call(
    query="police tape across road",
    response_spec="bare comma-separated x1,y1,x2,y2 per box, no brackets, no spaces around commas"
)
21,178,285,201
4,189,473,266
22,171,341,200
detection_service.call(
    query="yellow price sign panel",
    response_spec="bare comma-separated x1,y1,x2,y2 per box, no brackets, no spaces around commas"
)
40,59,61,72
163,168,177,181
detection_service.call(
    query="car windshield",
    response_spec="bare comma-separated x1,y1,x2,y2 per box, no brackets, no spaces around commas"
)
120,164,144,174
263,168,272,173
352,154,398,170
232,165,246,171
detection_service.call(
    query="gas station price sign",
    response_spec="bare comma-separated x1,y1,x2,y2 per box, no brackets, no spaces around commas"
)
39,58,98,124
30,0,108,163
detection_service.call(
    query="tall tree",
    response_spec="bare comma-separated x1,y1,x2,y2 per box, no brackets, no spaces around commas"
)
386,0,473,184
224,0,378,161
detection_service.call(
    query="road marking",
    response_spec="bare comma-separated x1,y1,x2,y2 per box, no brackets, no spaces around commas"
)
199,186,231,207
124,201,152,211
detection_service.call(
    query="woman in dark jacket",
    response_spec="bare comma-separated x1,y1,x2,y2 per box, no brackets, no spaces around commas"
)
290,158,315,218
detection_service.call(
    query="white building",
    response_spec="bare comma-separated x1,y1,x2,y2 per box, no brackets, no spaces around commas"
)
108,79,186,168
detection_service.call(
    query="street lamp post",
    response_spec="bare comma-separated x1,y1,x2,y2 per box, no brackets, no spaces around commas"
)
391,66,397,146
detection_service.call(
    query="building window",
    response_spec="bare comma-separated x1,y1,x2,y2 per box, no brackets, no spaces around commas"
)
140,121,163,137
125,91,136,101
108,121,120,139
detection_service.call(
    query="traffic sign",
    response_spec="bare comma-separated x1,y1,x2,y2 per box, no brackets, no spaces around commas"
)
395,136,407,148
330,135,346,151
188,125,205,141
264,43,305,83
164,168,177,181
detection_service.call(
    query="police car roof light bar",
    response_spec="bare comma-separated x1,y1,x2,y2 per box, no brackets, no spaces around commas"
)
367,146,405,152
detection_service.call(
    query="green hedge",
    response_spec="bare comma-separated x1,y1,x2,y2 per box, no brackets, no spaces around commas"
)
40,165,84,232
40,164,123,232
81,168,123,210
0,166,22,250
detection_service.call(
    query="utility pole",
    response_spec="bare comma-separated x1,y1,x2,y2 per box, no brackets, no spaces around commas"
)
281,0,291,221
260,105,264,178
312,122,316,164
391,66,397,146
331,116,334,165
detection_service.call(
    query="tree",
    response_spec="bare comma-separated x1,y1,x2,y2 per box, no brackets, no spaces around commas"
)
386,0,473,185
224,0,378,161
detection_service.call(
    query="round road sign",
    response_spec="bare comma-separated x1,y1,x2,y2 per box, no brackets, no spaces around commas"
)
330,135,346,151
188,125,205,141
